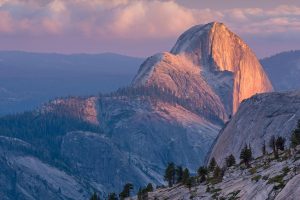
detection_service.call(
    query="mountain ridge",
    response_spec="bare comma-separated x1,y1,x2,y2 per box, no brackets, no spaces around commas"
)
0,21,275,198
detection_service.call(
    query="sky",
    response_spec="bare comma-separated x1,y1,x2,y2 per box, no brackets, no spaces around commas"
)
0,0,300,58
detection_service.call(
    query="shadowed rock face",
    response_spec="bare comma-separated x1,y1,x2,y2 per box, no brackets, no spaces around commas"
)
208,91,300,165
133,22,273,115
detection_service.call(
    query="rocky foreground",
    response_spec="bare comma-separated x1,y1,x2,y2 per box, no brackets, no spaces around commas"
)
140,147,300,200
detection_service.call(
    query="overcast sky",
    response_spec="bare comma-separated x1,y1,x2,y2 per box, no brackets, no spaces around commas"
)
0,0,300,58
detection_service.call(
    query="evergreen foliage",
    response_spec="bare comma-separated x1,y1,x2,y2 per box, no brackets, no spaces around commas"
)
276,136,286,151
0,111,100,165
269,136,278,159
108,193,118,200
209,157,217,171
225,154,236,167
104,85,223,124
176,166,183,183
212,165,223,183
90,192,101,200
240,145,252,167
182,168,190,185
164,163,176,187
262,141,267,155
197,166,208,183
291,120,300,148
119,183,133,200
137,183,153,200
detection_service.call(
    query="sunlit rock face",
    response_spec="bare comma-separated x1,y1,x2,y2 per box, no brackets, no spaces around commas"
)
133,22,273,115
0,22,275,198
41,96,99,125
208,91,300,165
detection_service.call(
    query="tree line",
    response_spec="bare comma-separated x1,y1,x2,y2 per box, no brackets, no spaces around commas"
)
90,120,300,199
100,85,223,124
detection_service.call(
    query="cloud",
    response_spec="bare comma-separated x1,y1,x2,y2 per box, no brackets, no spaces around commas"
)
0,0,299,38
0,11,13,33
0,0,299,57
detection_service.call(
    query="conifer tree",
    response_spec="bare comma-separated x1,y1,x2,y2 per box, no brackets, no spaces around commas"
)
119,183,133,200
291,120,300,148
225,154,236,167
108,193,118,200
90,192,100,200
276,136,286,151
164,163,176,187
240,144,252,167
176,166,183,183
262,141,266,155
209,157,216,171
213,165,223,183
269,136,278,159
197,166,208,183
182,168,190,185
146,183,153,192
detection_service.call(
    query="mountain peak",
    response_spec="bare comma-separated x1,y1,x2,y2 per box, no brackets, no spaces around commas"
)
170,21,226,55
133,22,273,115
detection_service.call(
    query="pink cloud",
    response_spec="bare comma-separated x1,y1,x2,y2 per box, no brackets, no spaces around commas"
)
0,11,13,33
0,1,299,39
0,0,299,57
42,18,62,35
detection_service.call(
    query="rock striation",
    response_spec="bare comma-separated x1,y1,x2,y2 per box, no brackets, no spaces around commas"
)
133,22,273,114
208,91,300,165
0,22,274,198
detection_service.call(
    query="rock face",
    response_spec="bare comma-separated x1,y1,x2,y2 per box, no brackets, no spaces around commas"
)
0,22,274,198
208,91,300,165
261,50,300,91
42,96,99,125
143,147,300,200
133,22,273,114
275,174,300,200
0,136,91,200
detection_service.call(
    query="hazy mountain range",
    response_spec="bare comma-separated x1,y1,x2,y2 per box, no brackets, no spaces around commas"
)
0,51,143,115
261,50,300,91
0,49,300,116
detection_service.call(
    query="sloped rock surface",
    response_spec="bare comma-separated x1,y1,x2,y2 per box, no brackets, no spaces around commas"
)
0,136,91,200
209,91,300,165
133,22,273,115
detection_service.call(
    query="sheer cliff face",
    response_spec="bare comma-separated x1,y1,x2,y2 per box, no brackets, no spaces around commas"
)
208,91,300,165
133,22,273,115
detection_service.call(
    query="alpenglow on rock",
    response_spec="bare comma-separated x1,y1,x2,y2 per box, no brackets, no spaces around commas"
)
208,91,300,165
133,22,273,115
0,22,274,198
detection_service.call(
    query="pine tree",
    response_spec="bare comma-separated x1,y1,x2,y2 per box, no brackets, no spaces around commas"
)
146,183,153,192
240,144,252,167
119,183,133,200
137,188,144,200
276,136,286,151
291,120,300,148
90,192,101,200
186,177,193,190
262,141,266,155
182,168,190,185
137,183,154,200
176,166,183,183
269,136,278,159
108,193,118,200
164,163,176,187
225,154,236,167
213,165,223,183
197,166,208,183
209,157,216,172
